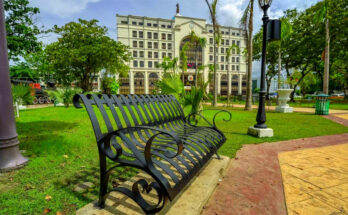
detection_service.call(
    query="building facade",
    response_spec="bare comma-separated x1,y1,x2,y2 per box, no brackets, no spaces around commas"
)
116,11,247,95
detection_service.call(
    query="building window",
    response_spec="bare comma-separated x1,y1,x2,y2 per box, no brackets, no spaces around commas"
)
221,39,224,45
140,51,144,57
121,21,128,24
161,33,166,40
148,61,153,68
154,52,158,58
232,32,235,36
139,31,143,38
161,24,166,28
154,42,158,49
148,42,152,49
226,65,228,70
221,56,224,62
232,49,236,54
232,65,235,71
236,33,240,36
162,43,166,49
139,41,144,48
167,25,172,28
154,33,158,39
154,61,159,67
133,51,137,57
236,57,239,63
148,51,152,58
209,30,213,33
133,41,137,48
209,55,213,61
236,65,239,71
133,60,138,67
162,52,166,58
221,47,224,53
168,43,172,50
221,65,224,70
139,22,143,26
153,23,158,27
140,61,144,67
226,40,230,45
147,32,152,39
209,47,213,53
147,23,152,27
237,41,240,47
168,34,172,40
168,53,172,58
209,38,213,44
132,31,137,38
232,40,236,45
232,57,235,63
132,21,137,25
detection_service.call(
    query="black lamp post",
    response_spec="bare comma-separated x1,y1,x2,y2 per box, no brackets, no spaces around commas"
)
0,0,28,172
254,0,272,129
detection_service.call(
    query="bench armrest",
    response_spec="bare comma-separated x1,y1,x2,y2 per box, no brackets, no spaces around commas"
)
186,109,232,130
98,126,184,164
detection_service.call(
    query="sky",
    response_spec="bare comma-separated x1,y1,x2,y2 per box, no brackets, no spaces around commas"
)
28,0,321,77
29,0,321,43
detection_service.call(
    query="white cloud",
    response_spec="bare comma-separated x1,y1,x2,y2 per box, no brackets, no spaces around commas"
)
269,9,284,19
218,0,247,27
30,0,100,18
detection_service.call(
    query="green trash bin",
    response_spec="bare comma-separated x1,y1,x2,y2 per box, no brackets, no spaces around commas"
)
315,94,330,115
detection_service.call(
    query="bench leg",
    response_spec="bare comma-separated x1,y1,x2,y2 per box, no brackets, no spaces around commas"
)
98,152,109,208
215,152,221,160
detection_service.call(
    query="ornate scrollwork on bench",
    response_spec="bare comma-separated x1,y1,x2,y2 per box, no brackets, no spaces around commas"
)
73,94,230,214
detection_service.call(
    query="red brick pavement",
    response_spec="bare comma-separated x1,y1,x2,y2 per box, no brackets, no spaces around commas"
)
202,116,348,215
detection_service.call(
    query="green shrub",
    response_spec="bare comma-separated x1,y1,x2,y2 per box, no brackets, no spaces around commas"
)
47,88,81,108
11,85,34,105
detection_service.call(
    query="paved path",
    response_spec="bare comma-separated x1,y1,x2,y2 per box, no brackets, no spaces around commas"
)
204,103,348,114
279,143,348,215
202,115,348,215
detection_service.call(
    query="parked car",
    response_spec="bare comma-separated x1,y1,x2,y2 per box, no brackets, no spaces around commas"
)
329,93,345,100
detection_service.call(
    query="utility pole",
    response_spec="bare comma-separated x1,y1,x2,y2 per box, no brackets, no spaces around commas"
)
0,0,28,172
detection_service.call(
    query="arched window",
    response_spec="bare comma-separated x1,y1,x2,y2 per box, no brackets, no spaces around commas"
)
179,36,203,69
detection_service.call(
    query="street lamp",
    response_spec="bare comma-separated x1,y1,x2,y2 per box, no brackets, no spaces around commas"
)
0,0,28,171
254,0,272,129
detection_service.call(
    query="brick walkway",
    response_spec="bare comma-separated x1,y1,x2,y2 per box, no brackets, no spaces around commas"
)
202,116,348,215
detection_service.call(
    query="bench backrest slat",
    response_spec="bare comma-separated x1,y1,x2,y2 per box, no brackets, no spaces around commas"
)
73,94,185,141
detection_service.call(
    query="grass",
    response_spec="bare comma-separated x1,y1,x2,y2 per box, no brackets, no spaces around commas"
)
0,106,348,214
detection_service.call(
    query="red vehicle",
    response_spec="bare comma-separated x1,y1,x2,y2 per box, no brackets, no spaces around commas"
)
12,80,51,104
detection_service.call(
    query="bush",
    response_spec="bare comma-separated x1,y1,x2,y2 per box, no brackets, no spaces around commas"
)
47,88,81,108
12,85,34,105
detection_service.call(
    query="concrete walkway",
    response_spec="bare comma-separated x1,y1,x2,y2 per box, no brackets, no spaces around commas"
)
279,143,348,214
202,113,348,215
204,103,348,114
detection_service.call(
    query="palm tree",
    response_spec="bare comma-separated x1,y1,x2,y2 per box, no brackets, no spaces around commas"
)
189,31,207,87
226,44,240,106
240,0,255,111
180,43,189,83
314,0,330,94
205,0,220,107
277,18,292,92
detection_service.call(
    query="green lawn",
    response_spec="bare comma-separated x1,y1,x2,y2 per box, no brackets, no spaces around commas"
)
0,106,347,214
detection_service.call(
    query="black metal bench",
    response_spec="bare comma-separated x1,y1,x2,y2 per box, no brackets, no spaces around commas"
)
73,94,231,214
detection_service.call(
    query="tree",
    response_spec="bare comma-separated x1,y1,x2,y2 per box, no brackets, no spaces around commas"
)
45,19,130,92
314,0,330,94
204,0,220,107
4,0,41,61
226,44,240,106
240,0,255,110
188,31,207,87
180,43,189,83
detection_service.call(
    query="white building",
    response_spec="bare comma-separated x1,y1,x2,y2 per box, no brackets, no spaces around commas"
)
116,7,247,95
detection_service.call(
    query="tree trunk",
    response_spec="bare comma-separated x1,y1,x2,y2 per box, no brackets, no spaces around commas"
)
323,19,330,95
213,31,217,107
277,47,281,105
194,46,198,88
227,69,230,106
244,2,253,111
